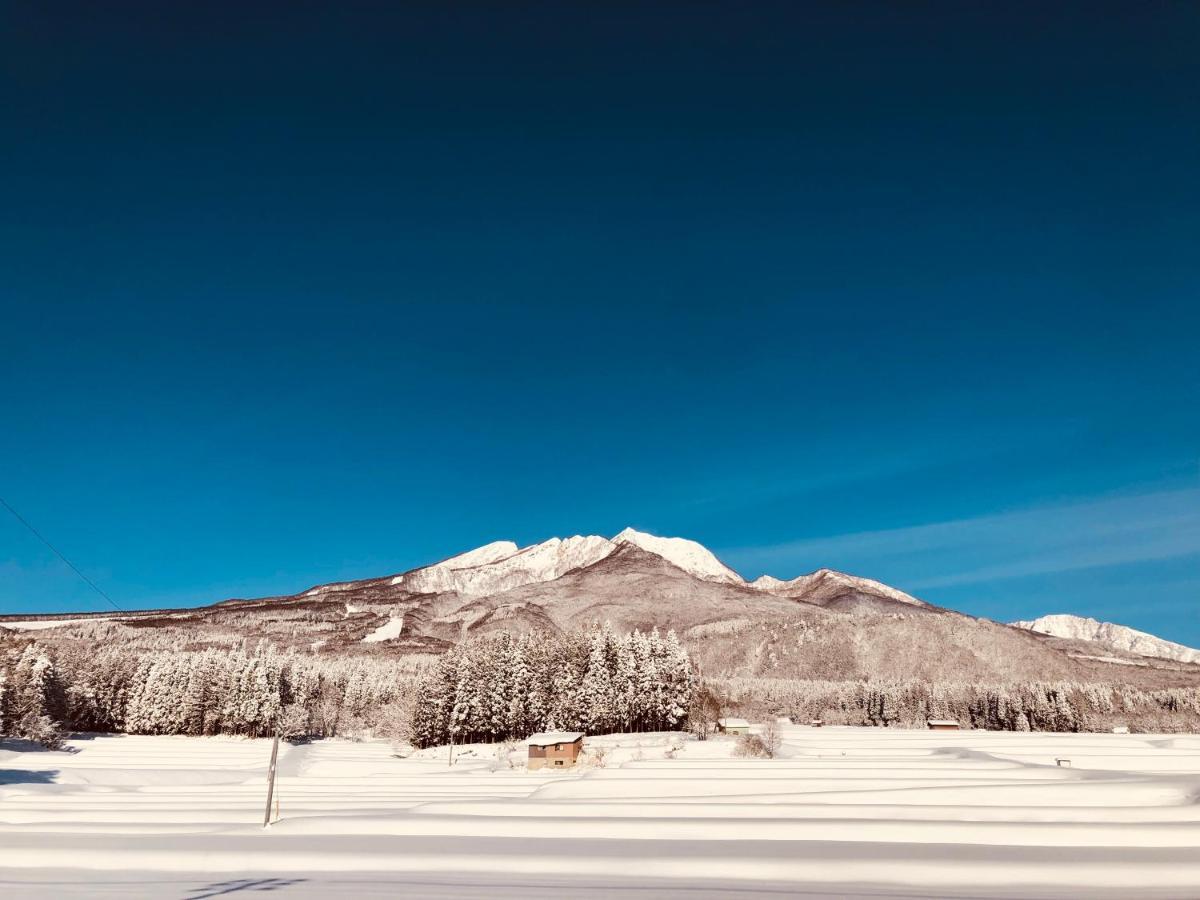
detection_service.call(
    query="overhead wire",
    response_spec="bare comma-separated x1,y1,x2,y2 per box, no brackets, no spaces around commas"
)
0,495,124,611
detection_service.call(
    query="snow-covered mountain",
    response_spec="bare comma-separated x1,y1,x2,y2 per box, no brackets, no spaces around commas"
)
436,540,521,570
395,535,615,596
612,528,743,584
1011,614,1200,665
12,526,1200,691
389,526,925,604
390,527,750,597
751,569,927,607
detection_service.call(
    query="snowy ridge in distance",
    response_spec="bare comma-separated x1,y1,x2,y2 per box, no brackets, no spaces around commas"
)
751,569,928,607
1011,614,1200,664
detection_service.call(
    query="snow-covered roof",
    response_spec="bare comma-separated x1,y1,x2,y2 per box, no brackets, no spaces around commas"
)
526,731,584,746
718,717,750,727
927,719,960,726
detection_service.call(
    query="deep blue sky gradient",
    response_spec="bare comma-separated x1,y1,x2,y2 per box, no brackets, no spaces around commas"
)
2,3,1198,643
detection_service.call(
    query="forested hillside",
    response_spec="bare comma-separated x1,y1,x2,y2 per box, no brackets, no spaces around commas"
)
5,531,1200,746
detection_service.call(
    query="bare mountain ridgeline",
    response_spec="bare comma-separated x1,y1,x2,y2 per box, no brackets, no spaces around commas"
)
3,530,1199,743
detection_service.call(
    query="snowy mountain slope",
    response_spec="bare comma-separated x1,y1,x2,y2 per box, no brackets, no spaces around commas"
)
390,527,747,597
1011,614,1200,664
749,575,788,591
395,535,616,596
612,528,743,584
10,530,1200,688
442,543,808,638
752,568,929,608
386,528,929,605
437,540,521,569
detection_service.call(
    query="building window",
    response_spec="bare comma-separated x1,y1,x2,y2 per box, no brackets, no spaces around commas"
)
555,744,562,750
555,760,563,766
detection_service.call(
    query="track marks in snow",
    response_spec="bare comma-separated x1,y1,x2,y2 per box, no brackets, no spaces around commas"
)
3,728,1200,897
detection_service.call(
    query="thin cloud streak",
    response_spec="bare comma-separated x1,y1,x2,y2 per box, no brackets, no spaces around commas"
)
725,488,1200,588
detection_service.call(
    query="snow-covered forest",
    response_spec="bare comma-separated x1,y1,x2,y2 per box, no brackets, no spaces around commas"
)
409,625,694,747
719,676,1200,733
0,624,694,749
0,640,417,748
5,623,1200,749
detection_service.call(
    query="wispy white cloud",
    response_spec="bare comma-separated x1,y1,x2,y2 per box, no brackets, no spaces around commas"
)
724,487,1200,588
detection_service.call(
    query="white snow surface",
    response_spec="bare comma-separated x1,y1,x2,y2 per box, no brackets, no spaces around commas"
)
303,582,360,597
525,731,584,746
1012,614,1200,664
395,535,616,596
612,527,743,583
3,728,1200,898
437,540,522,570
360,616,404,643
748,574,788,590
0,617,113,630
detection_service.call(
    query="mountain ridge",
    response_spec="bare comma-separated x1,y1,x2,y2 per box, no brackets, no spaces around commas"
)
1011,614,1200,665
3,528,1196,682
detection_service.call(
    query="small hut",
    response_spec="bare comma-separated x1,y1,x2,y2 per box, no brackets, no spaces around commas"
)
526,732,584,770
717,717,750,735
927,719,960,731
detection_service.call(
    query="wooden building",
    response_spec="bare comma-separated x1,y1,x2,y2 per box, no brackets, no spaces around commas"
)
717,717,750,735
927,719,960,731
526,732,584,770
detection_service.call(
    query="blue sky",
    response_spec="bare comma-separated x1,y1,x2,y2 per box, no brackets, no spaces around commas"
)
2,3,1197,644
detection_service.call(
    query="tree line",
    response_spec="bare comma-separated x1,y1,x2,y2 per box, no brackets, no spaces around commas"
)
716,676,1200,732
0,640,417,748
6,629,1200,749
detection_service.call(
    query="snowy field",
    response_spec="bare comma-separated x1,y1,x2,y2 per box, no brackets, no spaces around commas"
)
2,727,1200,899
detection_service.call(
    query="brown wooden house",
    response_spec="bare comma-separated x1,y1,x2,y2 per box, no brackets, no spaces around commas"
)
526,732,584,770
927,719,960,731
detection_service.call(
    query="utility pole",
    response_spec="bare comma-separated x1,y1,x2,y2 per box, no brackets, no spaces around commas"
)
263,730,281,828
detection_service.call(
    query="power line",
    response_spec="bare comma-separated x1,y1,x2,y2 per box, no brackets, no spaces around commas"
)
0,495,124,612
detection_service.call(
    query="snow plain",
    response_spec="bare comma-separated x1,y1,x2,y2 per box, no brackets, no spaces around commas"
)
2,726,1200,898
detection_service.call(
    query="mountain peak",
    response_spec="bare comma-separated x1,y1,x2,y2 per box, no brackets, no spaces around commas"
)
753,568,927,607
750,574,788,590
612,528,743,584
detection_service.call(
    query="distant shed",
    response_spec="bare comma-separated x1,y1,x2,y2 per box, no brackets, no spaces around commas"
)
717,717,751,735
526,732,584,770
927,719,960,731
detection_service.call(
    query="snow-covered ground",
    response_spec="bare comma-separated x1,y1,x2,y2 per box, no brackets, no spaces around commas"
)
2,726,1199,898
360,616,404,643
0,617,114,630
